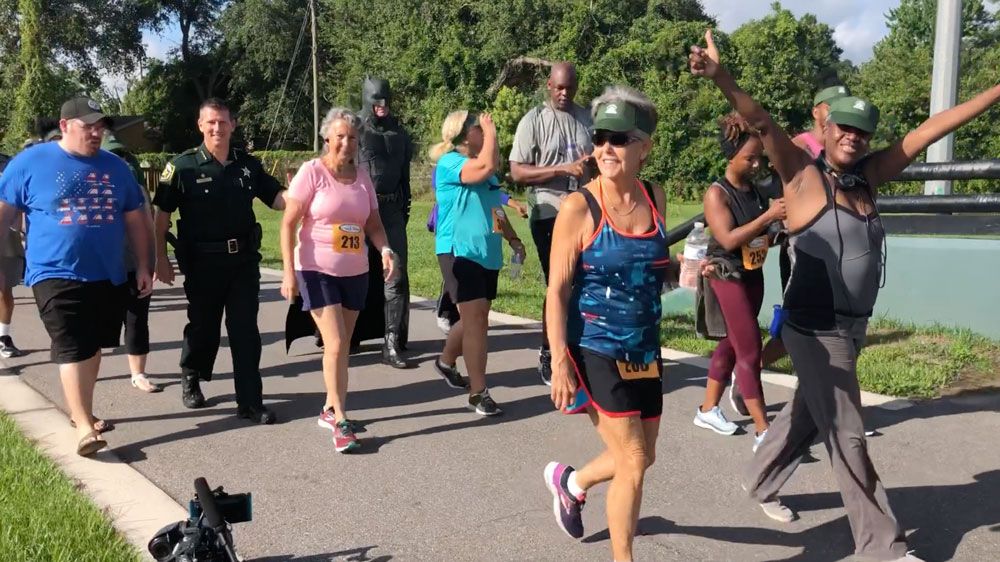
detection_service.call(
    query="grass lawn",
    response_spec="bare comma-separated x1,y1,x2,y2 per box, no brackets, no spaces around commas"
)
0,413,142,562
255,198,1000,399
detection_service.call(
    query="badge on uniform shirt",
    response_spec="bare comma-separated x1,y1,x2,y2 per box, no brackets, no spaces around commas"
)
160,162,175,182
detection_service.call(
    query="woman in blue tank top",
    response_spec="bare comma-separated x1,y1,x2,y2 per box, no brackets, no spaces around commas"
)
692,30,1000,562
541,86,678,562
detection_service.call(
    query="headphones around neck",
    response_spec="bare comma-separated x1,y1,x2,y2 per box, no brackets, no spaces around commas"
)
817,152,869,192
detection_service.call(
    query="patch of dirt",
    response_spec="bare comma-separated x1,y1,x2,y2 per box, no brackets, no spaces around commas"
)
940,345,1000,397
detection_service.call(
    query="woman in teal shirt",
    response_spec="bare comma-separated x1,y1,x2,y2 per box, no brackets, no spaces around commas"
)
429,111,526,416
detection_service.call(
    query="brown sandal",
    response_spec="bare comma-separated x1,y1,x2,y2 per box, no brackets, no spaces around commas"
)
76,431,107,457
69,418,115,432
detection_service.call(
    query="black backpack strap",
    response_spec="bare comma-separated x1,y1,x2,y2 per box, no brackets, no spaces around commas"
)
578,188,603,234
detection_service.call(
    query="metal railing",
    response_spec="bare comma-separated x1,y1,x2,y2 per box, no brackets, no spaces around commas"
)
666,160,1000,244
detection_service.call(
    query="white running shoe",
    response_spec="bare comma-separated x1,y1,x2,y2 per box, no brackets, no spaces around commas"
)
758,499,797,523
693,406,738,435
753,429,768,453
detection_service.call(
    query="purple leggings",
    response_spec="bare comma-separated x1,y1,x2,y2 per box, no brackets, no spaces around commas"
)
707,275,765,400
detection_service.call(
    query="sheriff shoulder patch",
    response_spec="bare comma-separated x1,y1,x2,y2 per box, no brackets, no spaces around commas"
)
160,162,176,182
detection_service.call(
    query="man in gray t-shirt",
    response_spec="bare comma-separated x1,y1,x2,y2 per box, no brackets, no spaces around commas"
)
509,62,593,386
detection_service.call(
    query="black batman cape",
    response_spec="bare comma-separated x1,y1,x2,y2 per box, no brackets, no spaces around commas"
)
284,244,386,352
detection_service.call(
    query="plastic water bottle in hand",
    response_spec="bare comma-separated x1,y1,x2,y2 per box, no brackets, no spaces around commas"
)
509,251,525,279
679,221,709,290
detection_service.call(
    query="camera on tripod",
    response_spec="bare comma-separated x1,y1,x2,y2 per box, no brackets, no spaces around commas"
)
148,477,252,562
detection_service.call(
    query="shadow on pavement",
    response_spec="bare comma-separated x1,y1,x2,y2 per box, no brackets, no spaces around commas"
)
253,545,392,561
581,469,1000,561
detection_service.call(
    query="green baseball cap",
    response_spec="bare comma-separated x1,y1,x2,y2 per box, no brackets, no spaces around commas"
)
813,85,850,107
101,132,126,152
593,101,656,135
827,96,879,133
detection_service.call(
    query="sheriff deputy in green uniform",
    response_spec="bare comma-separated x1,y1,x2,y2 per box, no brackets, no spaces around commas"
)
153,98,285,424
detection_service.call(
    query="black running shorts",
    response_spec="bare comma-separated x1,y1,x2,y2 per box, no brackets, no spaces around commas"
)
568,344,663,420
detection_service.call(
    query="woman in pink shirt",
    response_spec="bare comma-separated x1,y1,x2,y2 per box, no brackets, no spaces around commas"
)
280,107,395,453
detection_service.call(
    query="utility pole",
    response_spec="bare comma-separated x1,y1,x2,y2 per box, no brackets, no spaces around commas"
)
310,0,320,152
926,0,962,195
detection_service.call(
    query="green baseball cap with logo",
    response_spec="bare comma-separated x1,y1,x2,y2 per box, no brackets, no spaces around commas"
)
101,132,126,152
593,101,656,135
827,96,879,133
813,85,851,107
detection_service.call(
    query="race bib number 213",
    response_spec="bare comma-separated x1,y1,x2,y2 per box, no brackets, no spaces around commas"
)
332,223,364,254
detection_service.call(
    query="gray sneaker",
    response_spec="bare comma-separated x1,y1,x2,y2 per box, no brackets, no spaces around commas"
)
468,389,502,416
435,358,469,389
693,406,738,435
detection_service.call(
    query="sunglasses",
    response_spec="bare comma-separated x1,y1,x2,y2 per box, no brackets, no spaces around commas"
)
591,130,639,147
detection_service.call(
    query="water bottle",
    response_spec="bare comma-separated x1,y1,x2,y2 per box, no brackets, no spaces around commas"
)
509,251,524,279
679,221,709,290
769,304,786,338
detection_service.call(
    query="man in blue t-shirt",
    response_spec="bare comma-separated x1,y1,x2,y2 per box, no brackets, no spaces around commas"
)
0,97,153,457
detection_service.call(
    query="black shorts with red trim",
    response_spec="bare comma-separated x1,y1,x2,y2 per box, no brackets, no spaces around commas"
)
567,344,663,420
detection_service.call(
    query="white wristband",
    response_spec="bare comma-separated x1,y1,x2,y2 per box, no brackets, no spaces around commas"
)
381,246,393,256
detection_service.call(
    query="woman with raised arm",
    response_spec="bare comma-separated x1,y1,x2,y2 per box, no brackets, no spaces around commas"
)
691,30,1000,562
543,86,674,562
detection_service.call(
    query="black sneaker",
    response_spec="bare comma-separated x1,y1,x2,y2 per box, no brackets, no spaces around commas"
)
0,335,24,359
468,389,502,416
434,358,469,389
538,348,552,386
237,405,276,425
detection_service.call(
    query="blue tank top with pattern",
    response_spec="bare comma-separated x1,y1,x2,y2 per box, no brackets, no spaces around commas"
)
567,180,669,364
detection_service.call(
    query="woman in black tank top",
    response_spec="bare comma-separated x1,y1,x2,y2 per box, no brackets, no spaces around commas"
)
691,32,1000,562
694,113,785,450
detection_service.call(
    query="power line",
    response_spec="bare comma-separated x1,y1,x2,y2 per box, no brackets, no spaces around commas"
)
265,9,310,151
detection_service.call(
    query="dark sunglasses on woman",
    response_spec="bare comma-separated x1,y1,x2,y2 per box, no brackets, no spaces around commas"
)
591,130,639,147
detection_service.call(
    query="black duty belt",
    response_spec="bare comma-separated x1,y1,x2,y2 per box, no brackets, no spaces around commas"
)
376,192,403,203
192,237,251,254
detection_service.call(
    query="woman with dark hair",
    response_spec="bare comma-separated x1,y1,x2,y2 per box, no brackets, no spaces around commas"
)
692,29,1000,561
693,112,785,452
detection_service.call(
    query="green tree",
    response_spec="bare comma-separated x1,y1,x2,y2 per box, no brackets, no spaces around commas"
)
854,0,1000,193
3,0,62,150
728,3,845,132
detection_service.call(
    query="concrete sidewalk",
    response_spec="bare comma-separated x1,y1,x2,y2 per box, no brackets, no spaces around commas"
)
3,273,1000,561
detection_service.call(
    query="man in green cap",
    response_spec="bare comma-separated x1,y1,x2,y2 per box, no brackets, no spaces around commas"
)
103,131,161,393
791,84,851,159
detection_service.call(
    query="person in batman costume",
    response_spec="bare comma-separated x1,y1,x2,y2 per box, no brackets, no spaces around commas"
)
353,77,414,368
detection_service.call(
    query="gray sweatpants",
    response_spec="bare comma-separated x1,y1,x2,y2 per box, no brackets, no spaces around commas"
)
744,320,908,560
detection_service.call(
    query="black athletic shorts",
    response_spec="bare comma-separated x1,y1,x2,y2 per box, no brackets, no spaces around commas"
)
568,344,663,420
33,278,126,364
437,254,499,304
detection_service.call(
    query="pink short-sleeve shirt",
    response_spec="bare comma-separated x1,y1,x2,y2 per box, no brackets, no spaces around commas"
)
286,158,378,277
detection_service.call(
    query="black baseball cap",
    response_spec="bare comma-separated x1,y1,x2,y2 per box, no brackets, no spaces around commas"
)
60,97,112,126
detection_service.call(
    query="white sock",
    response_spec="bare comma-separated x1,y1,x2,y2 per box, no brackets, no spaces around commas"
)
567,470,585,498
0,323,10,337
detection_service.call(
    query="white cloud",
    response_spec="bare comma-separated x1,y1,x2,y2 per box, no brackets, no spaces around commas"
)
701,0,900,63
